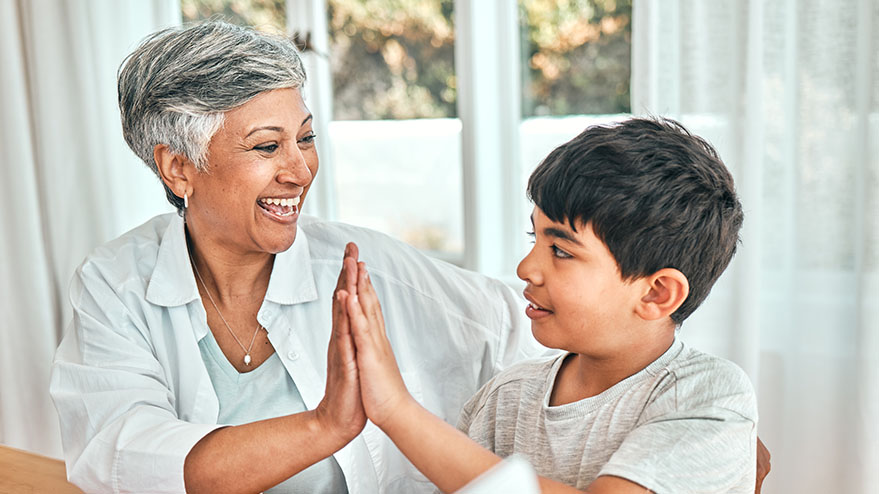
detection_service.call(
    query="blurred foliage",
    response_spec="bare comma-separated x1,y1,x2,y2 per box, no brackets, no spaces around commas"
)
521,0,631,115
181,0,631,119
328,0,456,120
182,0,286,34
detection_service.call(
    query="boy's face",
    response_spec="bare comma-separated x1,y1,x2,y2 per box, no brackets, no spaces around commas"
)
517,207,646,356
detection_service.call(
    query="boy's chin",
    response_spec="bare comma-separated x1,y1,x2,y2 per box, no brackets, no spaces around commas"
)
530,326,566,351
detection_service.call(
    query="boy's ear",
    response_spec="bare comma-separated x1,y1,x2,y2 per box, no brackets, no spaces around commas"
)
153,144,194,199
634,268,690,321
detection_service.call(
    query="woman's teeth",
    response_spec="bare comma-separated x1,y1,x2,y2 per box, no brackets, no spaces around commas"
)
259,197,300,217
260,197,300,207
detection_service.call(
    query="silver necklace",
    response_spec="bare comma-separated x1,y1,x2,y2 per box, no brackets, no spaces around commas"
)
189,251,262,366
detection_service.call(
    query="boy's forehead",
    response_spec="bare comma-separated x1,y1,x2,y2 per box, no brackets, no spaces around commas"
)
531,207,587,230
531,207,590,245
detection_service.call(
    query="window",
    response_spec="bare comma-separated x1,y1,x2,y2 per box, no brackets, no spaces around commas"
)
182,0,286,34
326,1,463,260
516,0,632,266
181,0,632,276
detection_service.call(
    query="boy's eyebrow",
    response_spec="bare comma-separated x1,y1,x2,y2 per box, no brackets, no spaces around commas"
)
542,227,584,246
530,214,584,246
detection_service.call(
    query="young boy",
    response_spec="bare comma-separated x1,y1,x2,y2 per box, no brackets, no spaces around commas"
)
338,117,756,493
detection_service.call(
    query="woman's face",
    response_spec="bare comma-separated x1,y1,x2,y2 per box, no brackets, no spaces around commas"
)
186,88,319,256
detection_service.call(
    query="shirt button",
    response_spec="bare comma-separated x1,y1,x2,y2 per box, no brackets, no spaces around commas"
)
259,309,272,320
287,351,299,360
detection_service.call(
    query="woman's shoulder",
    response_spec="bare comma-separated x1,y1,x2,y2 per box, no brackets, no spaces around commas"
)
299,215,514,299
76,213,177,288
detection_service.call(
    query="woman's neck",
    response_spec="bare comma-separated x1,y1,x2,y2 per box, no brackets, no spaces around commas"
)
186,229,274,306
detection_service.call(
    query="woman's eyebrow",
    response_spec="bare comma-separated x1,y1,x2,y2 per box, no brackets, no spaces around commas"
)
245,126,283,138
244,115,312,138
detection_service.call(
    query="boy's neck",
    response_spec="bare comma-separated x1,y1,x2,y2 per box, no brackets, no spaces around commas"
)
549,328,676,407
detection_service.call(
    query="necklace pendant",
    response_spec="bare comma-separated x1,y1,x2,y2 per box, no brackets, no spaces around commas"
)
244,354,252,366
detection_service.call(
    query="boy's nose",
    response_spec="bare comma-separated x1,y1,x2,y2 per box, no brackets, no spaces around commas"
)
516,248,541,285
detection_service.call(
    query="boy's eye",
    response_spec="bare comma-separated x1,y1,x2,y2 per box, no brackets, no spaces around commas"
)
254,143,278,153
526,230,536,244
551,245,572,259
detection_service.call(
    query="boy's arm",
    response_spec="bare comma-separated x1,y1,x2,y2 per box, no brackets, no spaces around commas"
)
342,258,651,494
379,394,653,494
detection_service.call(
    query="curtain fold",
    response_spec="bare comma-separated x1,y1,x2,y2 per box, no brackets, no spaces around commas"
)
0,0,178,457
633,1,879,493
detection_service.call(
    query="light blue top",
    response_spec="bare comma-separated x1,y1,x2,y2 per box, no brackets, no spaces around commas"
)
198,330,348,493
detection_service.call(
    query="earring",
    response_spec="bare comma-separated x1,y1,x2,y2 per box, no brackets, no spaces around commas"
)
184,192,188,209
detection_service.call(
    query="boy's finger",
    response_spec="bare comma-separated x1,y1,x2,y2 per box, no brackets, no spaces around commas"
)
357,264,386,338
356,263,377,311
346,293,375,348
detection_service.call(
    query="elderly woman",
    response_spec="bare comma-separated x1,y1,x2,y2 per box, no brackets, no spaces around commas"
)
49,21,538,494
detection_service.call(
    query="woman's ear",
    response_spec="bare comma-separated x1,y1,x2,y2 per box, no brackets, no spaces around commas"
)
153,144,193,199
634,268,690,321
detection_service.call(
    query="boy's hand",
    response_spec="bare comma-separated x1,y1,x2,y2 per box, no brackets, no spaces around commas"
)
755,437,771,493
344,261,416,429
315,243,367,445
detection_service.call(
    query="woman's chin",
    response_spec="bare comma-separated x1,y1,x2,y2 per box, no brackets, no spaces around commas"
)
262,227,299,254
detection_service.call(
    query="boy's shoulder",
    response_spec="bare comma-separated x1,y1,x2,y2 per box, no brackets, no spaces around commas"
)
642,342,757,423
460,354,564,420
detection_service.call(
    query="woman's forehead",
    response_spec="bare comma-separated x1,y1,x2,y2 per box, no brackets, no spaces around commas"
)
225,88,311,133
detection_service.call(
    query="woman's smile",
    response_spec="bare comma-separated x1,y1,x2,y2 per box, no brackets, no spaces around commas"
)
258,196,301,221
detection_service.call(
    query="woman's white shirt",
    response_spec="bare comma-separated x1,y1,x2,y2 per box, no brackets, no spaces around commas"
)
49,213,542,494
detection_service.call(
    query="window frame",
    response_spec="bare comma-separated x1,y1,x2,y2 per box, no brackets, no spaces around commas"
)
289,0,630,279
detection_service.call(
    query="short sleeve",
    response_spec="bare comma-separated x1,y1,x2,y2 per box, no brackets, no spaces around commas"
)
599,408,756,493
599,356,758,494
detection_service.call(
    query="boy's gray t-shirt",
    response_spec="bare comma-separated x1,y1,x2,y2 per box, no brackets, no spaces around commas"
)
457,339,757,493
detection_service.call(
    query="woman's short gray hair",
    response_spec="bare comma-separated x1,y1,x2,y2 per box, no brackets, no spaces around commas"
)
118,20,306,211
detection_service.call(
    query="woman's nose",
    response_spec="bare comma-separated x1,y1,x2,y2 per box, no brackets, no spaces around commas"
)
277,146,313,185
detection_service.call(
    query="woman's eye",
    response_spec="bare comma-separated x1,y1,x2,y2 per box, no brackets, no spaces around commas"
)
551,245,572,259
254,143,278,153
299,133,317,145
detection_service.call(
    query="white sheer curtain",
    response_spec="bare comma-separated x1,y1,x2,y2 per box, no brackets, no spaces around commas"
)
0,0,178,457
632,1,878,493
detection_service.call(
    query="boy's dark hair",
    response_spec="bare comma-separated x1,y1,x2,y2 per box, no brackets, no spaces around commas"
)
527,117,743,324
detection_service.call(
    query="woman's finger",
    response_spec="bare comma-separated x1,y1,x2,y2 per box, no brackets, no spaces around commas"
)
336,291,353,354
333,243,351,292
333,290,351,337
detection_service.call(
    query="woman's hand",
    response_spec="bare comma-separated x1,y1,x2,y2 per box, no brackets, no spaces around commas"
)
314,243,367,445
343,261,416,429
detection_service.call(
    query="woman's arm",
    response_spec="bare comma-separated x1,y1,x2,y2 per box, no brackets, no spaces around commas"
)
184,243,366,493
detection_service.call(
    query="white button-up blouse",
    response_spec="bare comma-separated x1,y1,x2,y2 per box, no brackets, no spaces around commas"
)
50,213,542,494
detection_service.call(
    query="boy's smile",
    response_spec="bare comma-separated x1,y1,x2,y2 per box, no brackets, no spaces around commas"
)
517,207,645,357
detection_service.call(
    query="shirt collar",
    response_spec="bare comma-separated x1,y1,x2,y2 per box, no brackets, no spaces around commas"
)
264,227,318,305
146,214,198,307
145,214,318,307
